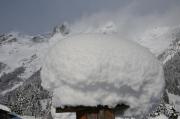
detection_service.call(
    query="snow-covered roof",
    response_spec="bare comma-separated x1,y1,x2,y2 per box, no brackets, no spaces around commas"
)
0,104,11,112
41,34,165,116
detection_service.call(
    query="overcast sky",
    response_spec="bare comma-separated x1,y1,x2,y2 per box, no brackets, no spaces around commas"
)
0,0,179,35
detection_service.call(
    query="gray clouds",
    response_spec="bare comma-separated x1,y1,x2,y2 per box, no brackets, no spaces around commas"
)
0,0,179,34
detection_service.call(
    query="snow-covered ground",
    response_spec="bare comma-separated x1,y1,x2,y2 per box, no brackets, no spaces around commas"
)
52,113,76,119
148,114,168,119
0,104,11,112
168,92,180,111
20,116,42,119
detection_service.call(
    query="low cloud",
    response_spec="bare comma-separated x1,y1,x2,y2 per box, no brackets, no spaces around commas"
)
70,0,180,40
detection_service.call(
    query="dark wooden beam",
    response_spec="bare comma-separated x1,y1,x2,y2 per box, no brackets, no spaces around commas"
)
56,104,129,113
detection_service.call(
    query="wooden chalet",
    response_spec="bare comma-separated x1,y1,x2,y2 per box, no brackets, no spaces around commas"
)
56,104,129,119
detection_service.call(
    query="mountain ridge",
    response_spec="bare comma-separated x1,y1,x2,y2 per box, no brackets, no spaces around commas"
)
0,24,180,118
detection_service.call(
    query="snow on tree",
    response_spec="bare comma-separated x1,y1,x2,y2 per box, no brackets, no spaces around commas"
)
8,70,50,117
53,22,70,36
41,34,165,117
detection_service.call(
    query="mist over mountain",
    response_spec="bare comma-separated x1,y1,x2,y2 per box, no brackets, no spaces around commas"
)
0,0,180,118
0,21,180,118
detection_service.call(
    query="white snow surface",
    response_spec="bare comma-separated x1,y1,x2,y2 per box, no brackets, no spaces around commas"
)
0,104,11,112
148,114,168,119
20,116,41,119
168,92,180,111
52,113,76,119
41,34,165,116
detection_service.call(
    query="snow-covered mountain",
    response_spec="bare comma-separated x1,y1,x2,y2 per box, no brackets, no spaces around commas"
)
157,29,180,112
0,24,180,118
0,29,66,117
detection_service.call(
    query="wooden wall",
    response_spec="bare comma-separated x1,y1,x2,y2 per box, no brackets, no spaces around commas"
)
76,109,114,119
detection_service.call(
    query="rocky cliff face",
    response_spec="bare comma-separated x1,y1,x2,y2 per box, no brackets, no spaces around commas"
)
158,32,180,113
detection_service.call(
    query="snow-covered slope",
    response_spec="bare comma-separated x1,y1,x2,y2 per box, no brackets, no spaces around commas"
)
0,23,180,118
0,28,69,117
0,32,48,79
1,24,180,95
0,31,66,96
0,104,11,112
134,26,180,56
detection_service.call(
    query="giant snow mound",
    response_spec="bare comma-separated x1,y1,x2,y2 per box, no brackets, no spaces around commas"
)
41,34,165,116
